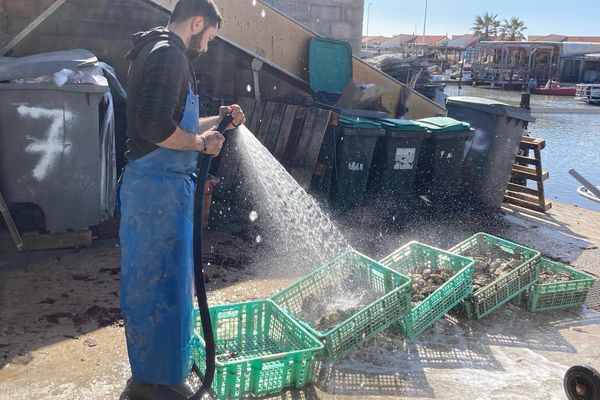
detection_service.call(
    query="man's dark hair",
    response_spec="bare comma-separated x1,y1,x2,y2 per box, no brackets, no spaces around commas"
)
169,0,223,28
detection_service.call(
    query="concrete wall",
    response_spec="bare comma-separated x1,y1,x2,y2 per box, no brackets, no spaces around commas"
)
0,0,167,82
267,0,364,53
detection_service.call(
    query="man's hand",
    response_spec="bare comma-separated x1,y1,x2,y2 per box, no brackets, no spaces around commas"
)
198,127,225,156
219,104,246,130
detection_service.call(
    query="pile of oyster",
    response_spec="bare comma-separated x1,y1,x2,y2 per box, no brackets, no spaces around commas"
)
468,250,521,292
313,305,365,331
296,280,379,332
538,268,571,284
408,266,455,306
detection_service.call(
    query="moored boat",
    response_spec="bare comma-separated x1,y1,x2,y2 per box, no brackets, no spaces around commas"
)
577,186,600,203
575,83,600,104
536,80,576,96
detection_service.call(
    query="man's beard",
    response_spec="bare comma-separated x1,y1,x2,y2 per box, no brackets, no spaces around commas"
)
188,31,204,59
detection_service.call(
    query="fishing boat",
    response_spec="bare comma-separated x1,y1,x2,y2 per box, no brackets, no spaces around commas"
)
536,80,576,96
575,83,600,104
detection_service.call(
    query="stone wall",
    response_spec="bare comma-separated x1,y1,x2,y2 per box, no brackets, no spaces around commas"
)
267,0,364,53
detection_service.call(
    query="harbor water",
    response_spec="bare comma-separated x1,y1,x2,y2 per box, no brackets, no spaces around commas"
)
445,85,600,212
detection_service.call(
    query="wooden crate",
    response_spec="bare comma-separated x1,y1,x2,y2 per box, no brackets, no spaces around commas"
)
234,97,332,190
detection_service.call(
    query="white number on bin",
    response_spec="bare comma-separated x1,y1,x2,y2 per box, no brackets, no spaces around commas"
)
394,148,416,170
348,162,364,171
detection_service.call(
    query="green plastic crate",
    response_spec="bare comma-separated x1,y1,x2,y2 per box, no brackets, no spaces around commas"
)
271,250,411,359
525,258,596,312
192,300,323,399
380,241,475,339
449,232,541,319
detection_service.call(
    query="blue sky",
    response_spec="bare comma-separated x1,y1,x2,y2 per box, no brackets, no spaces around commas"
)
363,0,600,37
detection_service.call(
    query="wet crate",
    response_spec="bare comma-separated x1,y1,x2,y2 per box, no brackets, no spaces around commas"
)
525,258,596,312
380,241,475,339
449,232,541,319
192,300,323,399
271,250,411,359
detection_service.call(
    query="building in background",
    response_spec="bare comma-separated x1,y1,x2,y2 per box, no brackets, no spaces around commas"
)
380,34,447,50
268,0,364,53
528,34,600,43
445,34,480,63
378,34,448,59
362,35,392,50
473,39,600,87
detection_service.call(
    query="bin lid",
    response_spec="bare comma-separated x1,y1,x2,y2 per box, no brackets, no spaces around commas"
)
0,49,98,82
446,96,536,122
309,37,352,94
0,82,108,93
415,117,471,133
339,116,384,131
376,118,428,132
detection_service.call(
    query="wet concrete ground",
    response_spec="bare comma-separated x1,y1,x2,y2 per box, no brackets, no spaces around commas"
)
0,200,599,399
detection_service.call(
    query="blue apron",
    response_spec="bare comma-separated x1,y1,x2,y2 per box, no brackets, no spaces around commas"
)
119,85,200,385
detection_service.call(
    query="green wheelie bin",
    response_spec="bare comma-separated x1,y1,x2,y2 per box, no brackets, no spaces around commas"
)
415,117,472,204
332,116,385,208
369,119,428,202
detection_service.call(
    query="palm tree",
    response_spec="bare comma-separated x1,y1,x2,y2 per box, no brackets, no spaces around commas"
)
499,17,527,41
472,12,500,41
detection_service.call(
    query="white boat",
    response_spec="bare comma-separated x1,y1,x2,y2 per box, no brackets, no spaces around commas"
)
575,83,600,104
577,186,600,203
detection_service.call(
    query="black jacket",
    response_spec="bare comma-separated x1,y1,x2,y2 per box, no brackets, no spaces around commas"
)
124,27,195,160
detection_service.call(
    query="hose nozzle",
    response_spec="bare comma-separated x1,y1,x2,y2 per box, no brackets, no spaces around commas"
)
216,114,234,134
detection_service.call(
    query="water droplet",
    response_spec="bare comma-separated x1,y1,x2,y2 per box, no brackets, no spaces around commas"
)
207,263,211,266
255,235,262,243
261,9,266,17
252,0,256,5
392,216,396,221
273,85,277,90
246,84,252,92
249,211,259,222
316,18,320,22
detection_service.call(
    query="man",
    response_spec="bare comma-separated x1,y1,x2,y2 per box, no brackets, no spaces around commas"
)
528,78,537,94
119,1,245,398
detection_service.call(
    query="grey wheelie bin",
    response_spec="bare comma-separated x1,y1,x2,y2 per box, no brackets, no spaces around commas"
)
0,78,109,232
446,96,535,208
